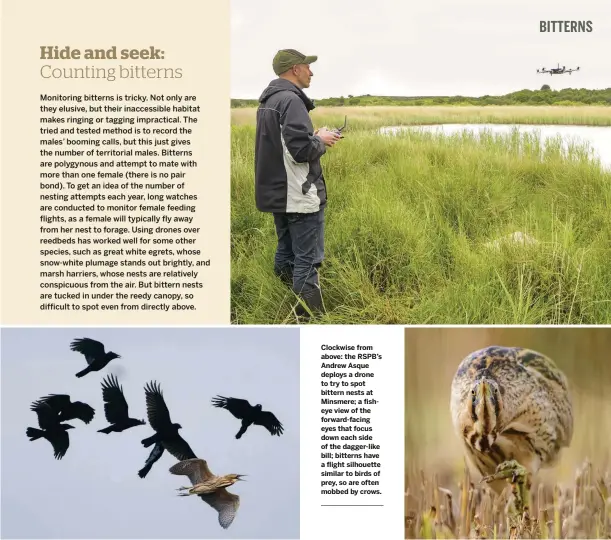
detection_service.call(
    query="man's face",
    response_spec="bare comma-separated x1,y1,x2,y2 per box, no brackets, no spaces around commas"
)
292,63,313,88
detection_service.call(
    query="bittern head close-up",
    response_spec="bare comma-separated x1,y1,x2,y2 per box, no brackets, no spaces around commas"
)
227,474,247,484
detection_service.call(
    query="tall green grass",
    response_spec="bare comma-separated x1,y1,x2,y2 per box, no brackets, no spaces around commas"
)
231,111,611,324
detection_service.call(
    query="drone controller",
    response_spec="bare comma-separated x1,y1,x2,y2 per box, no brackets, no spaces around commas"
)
333,115,348,138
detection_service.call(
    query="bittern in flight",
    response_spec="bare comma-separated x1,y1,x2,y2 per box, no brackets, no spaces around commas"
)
450,346,573,512
169,458,245,529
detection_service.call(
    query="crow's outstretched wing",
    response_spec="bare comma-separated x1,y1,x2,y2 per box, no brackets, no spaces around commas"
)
38,394,95,424
144,381,174,431
101,374,129,423
48,430,71,460
68,401,95,424
254,410,284,436
70,338,105,364
164,433,197,461
211,396,252,420
30,400,60,430
37,394,71,412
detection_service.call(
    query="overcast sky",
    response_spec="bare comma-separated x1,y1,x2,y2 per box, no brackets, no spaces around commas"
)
231,0,610,99
1,327,300,540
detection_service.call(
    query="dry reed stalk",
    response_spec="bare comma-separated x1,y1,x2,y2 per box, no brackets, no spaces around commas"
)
405,461,611,539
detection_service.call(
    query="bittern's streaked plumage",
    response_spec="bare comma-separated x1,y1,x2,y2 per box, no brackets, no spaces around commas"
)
98,374,146,434
450,346,573,511
70,337,121,378
31,394,95,425
26,400,75,460
169,458,244,529
212,395,284,439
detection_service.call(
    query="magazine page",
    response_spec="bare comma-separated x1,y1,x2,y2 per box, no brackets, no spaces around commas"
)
1,0,610,539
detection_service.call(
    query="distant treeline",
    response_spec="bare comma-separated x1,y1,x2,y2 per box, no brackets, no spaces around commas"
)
232,87,611,108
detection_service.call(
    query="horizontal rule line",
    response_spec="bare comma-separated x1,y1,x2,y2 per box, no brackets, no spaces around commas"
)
321,504,384,506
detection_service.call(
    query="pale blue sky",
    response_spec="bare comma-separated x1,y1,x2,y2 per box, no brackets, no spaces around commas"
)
1,327,300,539
232,0,610,98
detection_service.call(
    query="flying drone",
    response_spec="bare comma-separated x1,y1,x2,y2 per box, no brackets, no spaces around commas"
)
537,63,580,75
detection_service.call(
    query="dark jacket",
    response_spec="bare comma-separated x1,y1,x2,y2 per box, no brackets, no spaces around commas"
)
254,78,327,213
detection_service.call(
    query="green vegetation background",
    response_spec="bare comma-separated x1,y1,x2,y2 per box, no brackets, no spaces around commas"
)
232,87,611,108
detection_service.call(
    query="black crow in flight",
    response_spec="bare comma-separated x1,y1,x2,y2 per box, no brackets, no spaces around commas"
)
138,442,165,478
70,337,121,378
211,396,284,439
140,381,197,470
31,394,95,424
98,374,146,434
26,400,75,459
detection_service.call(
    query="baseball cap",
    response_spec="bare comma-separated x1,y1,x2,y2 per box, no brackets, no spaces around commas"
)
272,49,318,75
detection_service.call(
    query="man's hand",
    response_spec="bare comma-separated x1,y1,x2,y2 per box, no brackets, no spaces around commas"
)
315,127,341,147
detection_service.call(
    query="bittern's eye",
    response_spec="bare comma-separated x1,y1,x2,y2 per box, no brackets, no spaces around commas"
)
471,389,475,396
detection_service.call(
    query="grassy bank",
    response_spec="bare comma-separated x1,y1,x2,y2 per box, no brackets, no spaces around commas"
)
231,105,611,128
231,111,611,324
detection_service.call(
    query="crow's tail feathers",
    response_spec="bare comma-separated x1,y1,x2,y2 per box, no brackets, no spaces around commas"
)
75,367,91,378
26,427,44,441
141,434,157,448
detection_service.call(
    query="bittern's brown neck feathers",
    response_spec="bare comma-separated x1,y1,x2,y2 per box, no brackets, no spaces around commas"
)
467,378,501,453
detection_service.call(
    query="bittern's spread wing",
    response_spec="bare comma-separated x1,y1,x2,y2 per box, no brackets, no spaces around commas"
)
164,434,197,461
31,400,60,430
144,381,173,431
49,430,70,460
211,396,252,420
169,458,214,484
255,410,284,436
101,374,129,423
70,337,105,364
199,489,240,529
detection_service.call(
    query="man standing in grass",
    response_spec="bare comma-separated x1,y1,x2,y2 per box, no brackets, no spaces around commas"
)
254,49,340,318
